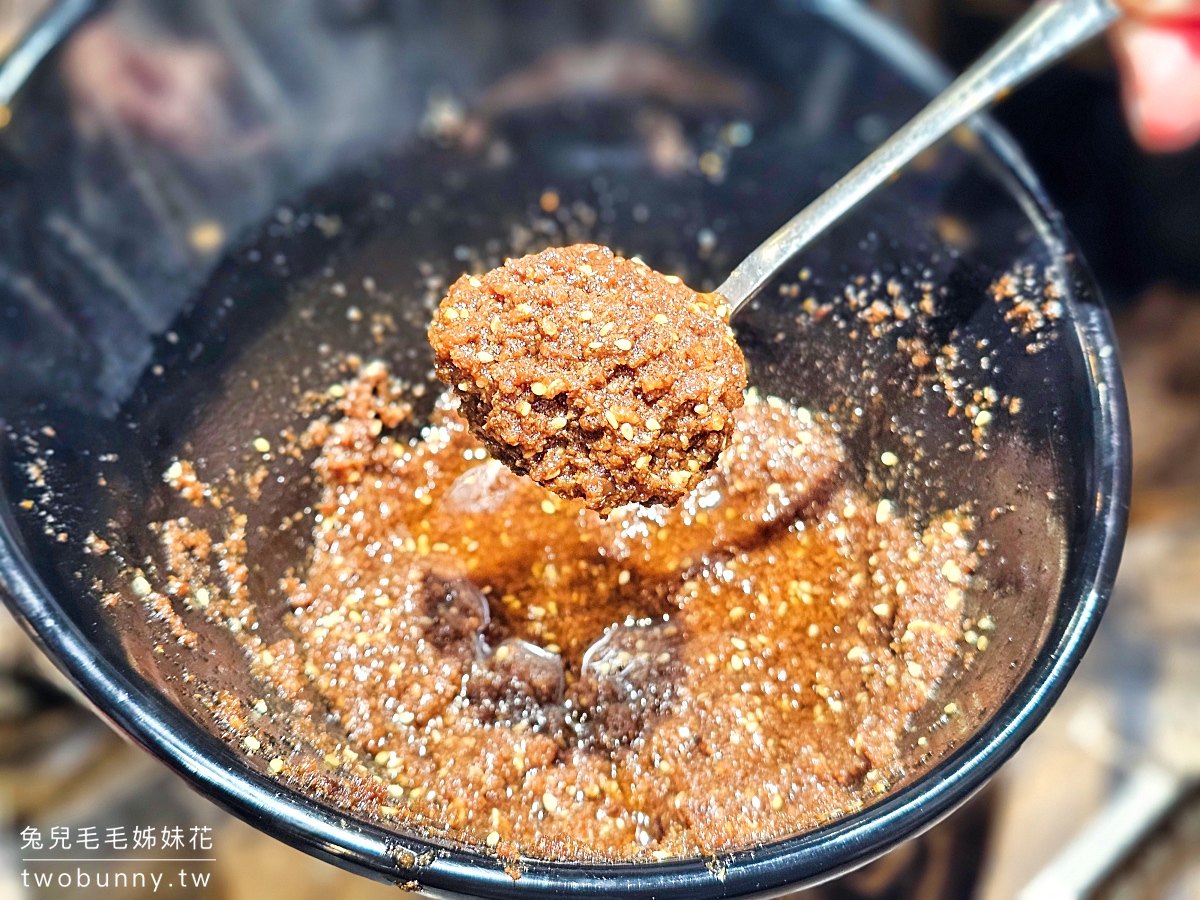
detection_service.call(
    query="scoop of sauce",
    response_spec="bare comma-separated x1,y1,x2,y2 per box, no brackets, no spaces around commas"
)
428,244,747,513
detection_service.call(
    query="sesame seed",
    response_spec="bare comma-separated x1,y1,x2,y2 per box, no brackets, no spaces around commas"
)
646,417,661,431
542,792,559,813
600,322,615,336
468,276,483,288
242,736,260,752
253,437,271,454
131,576,151,597
730,637,747,650
653,314,669,324
615,338,633,351
269,757,284,774
907,661,925,677
634,455,651,470
941,560,963,583
540,318,558,336
398,710,415,725
579,264,594,276
620,423,635,440
604,409,620,429
487,831,501,848
618,570,631,586
872,603,891,616
881,451,899,467
531,382,547,396
541,500,557,514
976,636,990,651
549,416,568,431
668,470,691,487
729,606,745,621
875,499,894,524
731,656,744,672
516,400,532,416
579,309,594,321
476,351,494,363
771,794,784,811
974,410,992,427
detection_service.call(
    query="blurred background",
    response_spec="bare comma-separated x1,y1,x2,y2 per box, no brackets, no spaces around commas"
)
0,0,1197,897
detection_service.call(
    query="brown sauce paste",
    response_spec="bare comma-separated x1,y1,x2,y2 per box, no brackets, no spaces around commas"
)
428,244,747,513
179,363,979,862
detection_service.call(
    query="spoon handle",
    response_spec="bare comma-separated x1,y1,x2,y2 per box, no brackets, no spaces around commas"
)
719,0,1121,314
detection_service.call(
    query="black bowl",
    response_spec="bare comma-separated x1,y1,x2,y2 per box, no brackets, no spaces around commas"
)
0,0,1128,896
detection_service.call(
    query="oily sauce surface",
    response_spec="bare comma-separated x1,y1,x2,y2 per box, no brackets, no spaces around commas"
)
212,364,977,862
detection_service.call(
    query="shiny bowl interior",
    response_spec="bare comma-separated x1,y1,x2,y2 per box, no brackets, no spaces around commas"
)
0,0,1128,897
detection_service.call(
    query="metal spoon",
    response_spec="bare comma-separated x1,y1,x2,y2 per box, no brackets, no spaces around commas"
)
718,0,1121,315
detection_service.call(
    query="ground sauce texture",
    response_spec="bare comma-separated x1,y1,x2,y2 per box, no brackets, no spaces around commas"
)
428,244,747,512
151,364,977,862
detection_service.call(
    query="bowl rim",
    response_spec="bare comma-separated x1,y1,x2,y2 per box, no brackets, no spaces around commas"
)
0,0,1130,897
